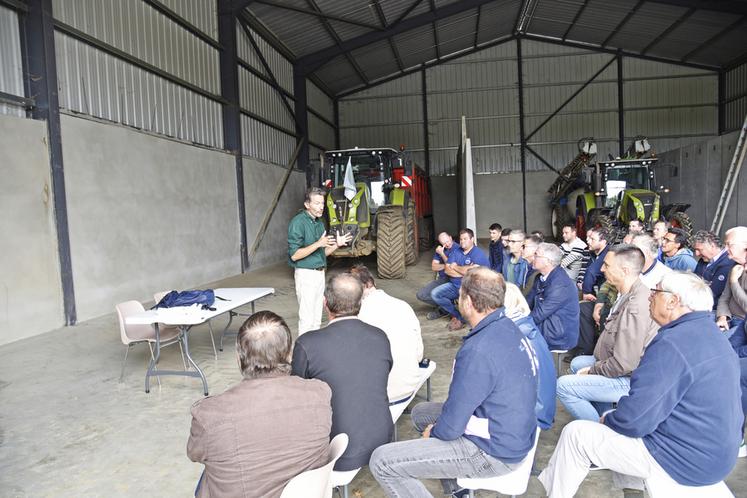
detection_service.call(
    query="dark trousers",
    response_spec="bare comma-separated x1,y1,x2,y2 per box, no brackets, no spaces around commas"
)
576,301,598,356
741,358,747,433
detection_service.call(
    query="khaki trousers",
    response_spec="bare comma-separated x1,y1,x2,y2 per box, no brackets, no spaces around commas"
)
294,268,325,335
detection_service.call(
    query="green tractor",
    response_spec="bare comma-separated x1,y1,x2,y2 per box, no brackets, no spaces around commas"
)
550,138,692,241
320,147,432,279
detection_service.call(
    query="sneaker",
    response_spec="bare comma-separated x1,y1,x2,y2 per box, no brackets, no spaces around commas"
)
448,317,465,331
739,440,746,458
427,309,448,320
450,489,470,498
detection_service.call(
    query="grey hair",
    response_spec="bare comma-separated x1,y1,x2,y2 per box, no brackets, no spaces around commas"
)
237,311,292,379
509,229,526,240
659,271,714,312
631,233,658,258
324,273,363,316
726,226,747,242
608,244,645,275
537,243,563,267
692,230,722,249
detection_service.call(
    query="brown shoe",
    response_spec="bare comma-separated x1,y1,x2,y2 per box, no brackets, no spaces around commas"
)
448,317,465,331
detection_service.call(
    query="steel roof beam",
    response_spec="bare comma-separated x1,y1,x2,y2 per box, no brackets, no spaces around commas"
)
641,6,695,55
562,0,588,41
644,0,747,16
253,0,383,31
474,4,481,48
681,15,746,62
371,0,405,72
601,0,644,47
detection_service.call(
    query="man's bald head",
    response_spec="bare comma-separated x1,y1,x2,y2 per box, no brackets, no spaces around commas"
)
725,226,747,265
324,273,363,317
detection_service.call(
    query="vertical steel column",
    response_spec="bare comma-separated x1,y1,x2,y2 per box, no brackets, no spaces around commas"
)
218,1,249,271
617,53,625,157
718,69,725,135
25,0,77,325
517,38,527,232
421,67,430,176
293,65,310,185
333,98,340,149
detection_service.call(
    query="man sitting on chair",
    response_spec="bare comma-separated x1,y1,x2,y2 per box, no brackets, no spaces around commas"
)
370,268,538,498
187,311,332,498
351,264,424,402
292,273,393,472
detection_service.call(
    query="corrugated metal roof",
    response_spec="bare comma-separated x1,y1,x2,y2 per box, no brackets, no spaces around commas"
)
351,39,400,81
526,0,585,39
379,0,432,25
477,0,521,45
316,54,365,94
435,8,480,57
393,24,438,69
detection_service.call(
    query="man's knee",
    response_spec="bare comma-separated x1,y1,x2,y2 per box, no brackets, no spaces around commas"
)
556,375,577,399
369,443,401,480
560,419,598,444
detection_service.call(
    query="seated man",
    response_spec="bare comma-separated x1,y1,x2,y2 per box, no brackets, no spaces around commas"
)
416,231,456,320
488,222,504,274
557,244,658,421
539,272,742,497
370,268,538,497
717,226,747,332
573,228,612,357
504,282,557,430
662,227,697,271
693,230,735,309
652,220,670,262
292,273,393,471
526,243,580,351
431,228,490,331
630,233,671,290
521,234,543,297
502,229,530,288
188,311,332,498
351,264,425,402
560,223,588,282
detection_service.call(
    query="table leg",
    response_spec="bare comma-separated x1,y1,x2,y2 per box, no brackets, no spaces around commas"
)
181,326,209,396
219,311,235,352
145,323,162,393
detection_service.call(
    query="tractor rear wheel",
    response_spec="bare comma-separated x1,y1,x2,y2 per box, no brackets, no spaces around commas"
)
376,206,407,279
595,214,623,244
405,201,419,265
667,211,693,241
551,204,574,241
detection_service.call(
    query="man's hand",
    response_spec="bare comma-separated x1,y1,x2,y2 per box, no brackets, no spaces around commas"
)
576,367,591,375
334,230,352,247
599,414,606,424
717,315,729,331
731,265,744,283
422,424,433,439
582,293,597,302
592,303,603,326
317,230,335,249
435,245,445,258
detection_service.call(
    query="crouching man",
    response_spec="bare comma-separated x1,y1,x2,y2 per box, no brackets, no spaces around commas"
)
539,272,743,497
370,268,538,497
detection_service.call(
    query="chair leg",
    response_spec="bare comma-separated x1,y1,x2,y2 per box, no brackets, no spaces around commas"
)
426,378,432,401
342,484,348,498
148,342,162,388
119,345,132,383
178,341,188,371
207,320,218,360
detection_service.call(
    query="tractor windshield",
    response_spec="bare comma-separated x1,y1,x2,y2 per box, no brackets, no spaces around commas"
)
326,150,396,209
605,165,650,190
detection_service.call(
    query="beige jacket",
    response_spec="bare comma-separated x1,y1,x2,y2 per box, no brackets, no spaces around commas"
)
590,278,659,377
717,267,747,319
188,374,332,498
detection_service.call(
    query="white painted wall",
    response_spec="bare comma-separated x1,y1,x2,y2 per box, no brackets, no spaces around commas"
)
61,114,241,322
0,114,64,346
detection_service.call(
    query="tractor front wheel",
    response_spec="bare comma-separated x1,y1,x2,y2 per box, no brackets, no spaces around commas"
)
376,206,407,279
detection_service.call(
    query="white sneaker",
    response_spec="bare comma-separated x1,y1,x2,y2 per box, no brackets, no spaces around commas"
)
739,440,747,458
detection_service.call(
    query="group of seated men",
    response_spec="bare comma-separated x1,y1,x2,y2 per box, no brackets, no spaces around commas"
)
188,221,747,498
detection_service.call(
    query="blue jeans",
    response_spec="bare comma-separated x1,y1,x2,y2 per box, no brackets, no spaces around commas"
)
369,402,518,497
557,355,631,421
431,282,462,322
416,276,448,308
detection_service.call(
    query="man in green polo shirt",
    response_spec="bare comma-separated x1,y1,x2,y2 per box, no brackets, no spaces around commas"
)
288,187,351,335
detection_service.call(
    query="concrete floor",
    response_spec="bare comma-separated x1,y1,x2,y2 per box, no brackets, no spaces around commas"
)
1,252,746,497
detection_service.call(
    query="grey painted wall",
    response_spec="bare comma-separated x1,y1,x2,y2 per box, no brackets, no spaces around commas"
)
655,130,744,236
243,157,306,269
0,114,64,346
61,114,241,322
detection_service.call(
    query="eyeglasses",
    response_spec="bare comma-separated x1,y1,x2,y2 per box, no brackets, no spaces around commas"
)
650,288,673,296
508,239,523,244
662,238,676,244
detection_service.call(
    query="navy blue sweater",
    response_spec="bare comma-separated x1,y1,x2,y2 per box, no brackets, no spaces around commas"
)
488,240,504,274
695,251,736,309
526,266,580,350
581,245,609,295
605,311,743,486
431,308,538,463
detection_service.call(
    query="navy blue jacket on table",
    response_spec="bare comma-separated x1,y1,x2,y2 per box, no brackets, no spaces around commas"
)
488,240,504,274
447,246,490,287
604,311,743,486
526,266,580,350
431,308,538,463
695,250,736,308
581,246,609,295
513,315,557,430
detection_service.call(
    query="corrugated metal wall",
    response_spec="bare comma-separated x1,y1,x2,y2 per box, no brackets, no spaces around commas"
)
52,0,223,148
0,5,25,118
236,23,298,165
725,62,747,132
159,0,217,40
340,38,720,176
307,80,334,151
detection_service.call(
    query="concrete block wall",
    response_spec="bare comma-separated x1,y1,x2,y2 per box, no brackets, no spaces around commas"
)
0,114,65,345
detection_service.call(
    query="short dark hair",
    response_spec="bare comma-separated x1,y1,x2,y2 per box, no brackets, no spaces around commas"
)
460,267,505,313
608,243,645,274
489,223,503,231
667,227,690,248
349,264,375,289
501,228,512,237
530,230,544,242
594,227,610,242
561,223,576,232
236,311,292,379
692,230,721,249
459,228,475,239
525,234,543,246
305,186,326,203
324,273,363,316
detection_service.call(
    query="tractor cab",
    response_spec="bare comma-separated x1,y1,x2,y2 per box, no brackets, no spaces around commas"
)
591,158,660,229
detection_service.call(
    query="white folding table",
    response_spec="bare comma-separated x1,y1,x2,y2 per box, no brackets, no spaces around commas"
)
125,287,274,395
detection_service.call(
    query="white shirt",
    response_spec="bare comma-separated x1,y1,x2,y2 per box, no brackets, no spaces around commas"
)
639,260,672,289
358,288,424,401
